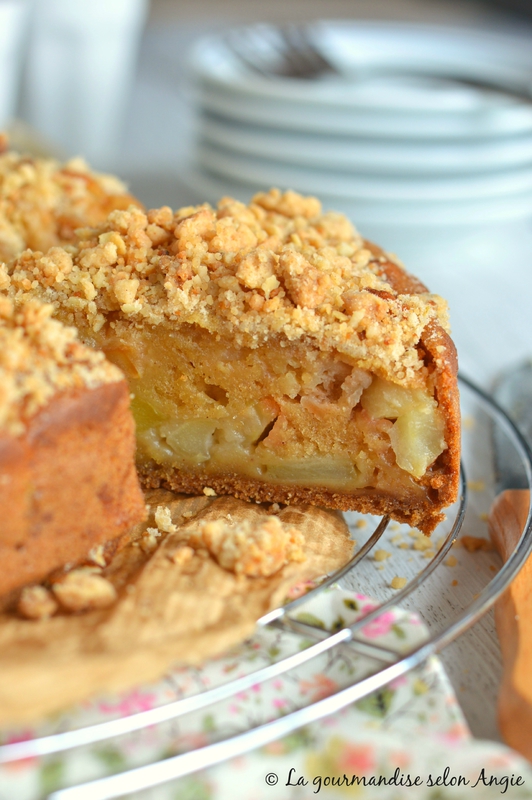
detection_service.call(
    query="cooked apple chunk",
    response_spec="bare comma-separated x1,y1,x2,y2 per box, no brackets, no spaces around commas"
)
4,189,460,533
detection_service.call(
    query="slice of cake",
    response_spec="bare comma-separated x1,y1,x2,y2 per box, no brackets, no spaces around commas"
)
0,296,146,598
0,139,141,262
5,189,460,534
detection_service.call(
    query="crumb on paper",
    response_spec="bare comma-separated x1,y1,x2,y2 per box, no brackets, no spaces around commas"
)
373,548,391,562
51,569,117,612
489,564,497,572
462,416,475,430
445,555,458,567
87,544,106,568
188,514,306,577
140,528,161,553
354,519,367,529
423,550,436,559
203,487,217,497
467,480,486,493
168,545,195,567
154,505,177,533
390,576,407,590
452,579,458,586
18,585,58,620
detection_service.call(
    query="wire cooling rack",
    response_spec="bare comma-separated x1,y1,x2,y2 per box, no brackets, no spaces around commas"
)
1,375,531,800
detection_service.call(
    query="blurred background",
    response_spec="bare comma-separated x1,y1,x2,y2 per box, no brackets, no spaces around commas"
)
1,0,532,388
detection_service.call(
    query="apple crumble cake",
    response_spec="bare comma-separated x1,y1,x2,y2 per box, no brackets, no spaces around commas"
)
4,189,460,534
0,137,141,262
0,296,145,598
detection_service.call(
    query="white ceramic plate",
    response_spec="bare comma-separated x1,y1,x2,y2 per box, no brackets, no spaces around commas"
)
182,163,532,228
191,21,532,139
200,114,532,175
195,140,532,202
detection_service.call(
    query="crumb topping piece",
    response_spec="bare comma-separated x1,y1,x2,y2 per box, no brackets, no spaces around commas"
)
51,569,117,612
5,188,450,385
0,149,139,262
188,513,306,577
0,296,122,436
18,585,58,620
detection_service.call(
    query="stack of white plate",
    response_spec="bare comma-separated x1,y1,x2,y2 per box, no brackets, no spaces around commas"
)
187,21,532,259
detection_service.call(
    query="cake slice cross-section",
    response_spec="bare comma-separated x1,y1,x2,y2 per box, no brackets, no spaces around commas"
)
5,189,461,534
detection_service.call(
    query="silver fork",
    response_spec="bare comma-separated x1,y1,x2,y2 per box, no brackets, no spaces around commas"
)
224,23,338,80
224,23,532,103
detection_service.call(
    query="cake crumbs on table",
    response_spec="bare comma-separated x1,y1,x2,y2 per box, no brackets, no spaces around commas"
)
458,535,494,552
467,480,486,492
390,576,407,589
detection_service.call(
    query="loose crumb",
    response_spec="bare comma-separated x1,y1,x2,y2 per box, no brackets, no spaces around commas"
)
154,505,177,533
412,536,432,551
168,545,195,567
391,576,408,589
452,579,459,586
87,544,107,568
188,514,306,577
445,555,458,567
203,487,217,497
18,585,58,620
459,535,494,553
373,548,391,562
140,528,161,553
354,519,367,529
51,569,117,611
467,480,486,492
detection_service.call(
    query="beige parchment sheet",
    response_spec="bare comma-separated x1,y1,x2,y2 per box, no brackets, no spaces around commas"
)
0,490,354,725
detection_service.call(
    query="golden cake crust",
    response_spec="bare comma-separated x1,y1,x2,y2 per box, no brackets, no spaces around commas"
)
0,381,145,597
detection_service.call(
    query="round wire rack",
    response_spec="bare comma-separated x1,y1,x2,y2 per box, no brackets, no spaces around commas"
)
1,374,531,800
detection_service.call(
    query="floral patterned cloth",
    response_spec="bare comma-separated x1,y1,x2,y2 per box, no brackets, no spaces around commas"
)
1,587,531,800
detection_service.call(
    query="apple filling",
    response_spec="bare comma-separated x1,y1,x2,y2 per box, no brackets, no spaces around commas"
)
98,321,446,502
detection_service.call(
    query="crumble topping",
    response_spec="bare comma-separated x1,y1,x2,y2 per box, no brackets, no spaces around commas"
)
4,188,449,385
51,569,117,612
18,585,58,620
187,513,306,577
0,147,140,262
0,295,122,436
